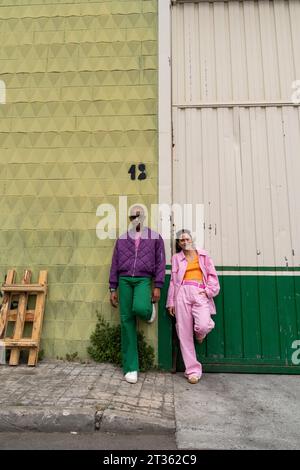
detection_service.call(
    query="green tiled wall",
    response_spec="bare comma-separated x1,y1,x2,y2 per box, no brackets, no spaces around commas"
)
0,0,158,360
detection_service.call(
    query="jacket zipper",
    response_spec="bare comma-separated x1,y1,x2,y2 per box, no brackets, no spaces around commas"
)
198,256,206,287
132,245,138,277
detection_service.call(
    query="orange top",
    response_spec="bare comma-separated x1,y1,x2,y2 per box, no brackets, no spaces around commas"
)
183,254,203,281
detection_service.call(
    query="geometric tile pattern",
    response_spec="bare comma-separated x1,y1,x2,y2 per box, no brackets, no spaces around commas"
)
0,0,158,360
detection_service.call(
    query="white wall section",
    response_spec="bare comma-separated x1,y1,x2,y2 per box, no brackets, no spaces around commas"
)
171,1,300,267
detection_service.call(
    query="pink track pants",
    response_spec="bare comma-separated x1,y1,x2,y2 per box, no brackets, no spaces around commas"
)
175,284,215,378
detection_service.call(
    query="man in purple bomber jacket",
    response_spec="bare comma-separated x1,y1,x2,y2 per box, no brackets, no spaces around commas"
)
109,205,166,384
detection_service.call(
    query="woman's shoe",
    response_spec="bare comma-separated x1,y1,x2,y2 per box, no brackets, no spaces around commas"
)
187,375,200,384
124,371,138,384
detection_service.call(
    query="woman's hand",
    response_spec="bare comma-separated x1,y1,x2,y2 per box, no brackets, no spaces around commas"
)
168,307,175,317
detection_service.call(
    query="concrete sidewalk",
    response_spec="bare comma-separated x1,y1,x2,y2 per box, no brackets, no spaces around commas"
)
174,372,300,450
0,361,175,434
0,361,300,449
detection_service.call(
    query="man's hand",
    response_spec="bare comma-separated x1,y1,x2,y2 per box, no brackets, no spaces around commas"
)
152,287,161,303
168,307,175,317
110,291,119,308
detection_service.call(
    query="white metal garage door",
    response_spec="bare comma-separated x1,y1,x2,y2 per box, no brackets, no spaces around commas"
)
172,0,300,268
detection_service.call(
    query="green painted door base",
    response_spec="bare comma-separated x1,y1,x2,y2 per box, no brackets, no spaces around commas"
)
158,271,300,374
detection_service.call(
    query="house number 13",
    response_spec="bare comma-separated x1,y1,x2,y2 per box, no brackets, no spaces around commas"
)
128,164,147,181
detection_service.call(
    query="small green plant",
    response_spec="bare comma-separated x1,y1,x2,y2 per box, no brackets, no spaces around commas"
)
66,352,79,362
88,314,155,372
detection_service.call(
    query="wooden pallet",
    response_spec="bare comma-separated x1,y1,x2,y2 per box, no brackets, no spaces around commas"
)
0,269,48,366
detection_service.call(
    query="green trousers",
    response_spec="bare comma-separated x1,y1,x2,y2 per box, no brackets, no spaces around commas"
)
118,276,153,373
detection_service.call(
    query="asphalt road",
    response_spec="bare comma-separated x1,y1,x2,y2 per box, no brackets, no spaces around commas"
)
0,431,177,450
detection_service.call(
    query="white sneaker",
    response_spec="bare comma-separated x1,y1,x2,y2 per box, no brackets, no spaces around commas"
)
147,302,157,323
124,371,138,384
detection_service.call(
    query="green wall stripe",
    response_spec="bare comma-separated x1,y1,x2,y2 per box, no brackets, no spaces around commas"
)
165,264,300,272
217,266,300,271
165,265,300,276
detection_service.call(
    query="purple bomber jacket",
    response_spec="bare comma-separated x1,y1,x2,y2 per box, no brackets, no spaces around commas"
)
109,227,166,289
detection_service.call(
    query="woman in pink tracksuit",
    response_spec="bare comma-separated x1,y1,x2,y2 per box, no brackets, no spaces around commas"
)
166,229,220,384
